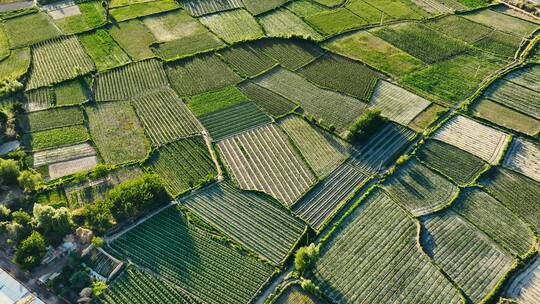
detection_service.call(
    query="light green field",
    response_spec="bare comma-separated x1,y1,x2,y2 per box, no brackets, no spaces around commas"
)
3,12,60,48
53,1,106,34
79,29,132,71
199,9,264,44
109,20,156,61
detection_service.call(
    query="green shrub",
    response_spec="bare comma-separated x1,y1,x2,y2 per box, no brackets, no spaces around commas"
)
0,158,19,185
17,170,42,192
294,243,320,275
14,230,46,269
346,109,387,143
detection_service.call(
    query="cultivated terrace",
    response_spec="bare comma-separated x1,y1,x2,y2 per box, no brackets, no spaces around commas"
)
0,0,539,303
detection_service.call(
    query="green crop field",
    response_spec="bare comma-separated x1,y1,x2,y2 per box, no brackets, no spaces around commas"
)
79,29,132,71
313,189,462,303
146,137,216,196
218,44,277,78
132,87,202,146
452,188,535,257
218,124,316,206
297,53,381,101
109,206,274,304
27,36,95,90
381,158,457,216
86,101,150,164
94,59,169,101
198,101,272,141
182,182,305,265
3,2,540,303
279,115,349,177
166,54,243,96
238,82,297,117
199,9,264,44
422,210,515,303
416,139,488,185
255,67,367,132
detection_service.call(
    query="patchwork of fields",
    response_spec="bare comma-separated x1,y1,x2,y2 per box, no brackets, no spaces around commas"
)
1,1,539,303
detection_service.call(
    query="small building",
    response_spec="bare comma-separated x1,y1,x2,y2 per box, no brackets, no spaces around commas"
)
0,267,44,304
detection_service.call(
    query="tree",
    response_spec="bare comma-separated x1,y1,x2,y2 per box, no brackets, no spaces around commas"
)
294,243,320,275
0,158,19,186
83,200,114,233
91,236,104,248
0,205,10,221
346,109,387,143
5,210,32,243
33,204,74,245
17,170,42,192
14,231,46,269
69,271,91,291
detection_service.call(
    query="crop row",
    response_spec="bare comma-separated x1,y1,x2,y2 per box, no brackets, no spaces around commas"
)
313,189,462,303
182,182,305,265
33,142,96,167
147,137,216,196
238,82,296,117
181,0,244,17
132,87,202,146
218,124,316,206
485,80,540,120
109,206,274,304
503,137,540,182
218,43,277,78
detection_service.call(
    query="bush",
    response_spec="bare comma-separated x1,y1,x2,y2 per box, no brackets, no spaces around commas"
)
17,170,42,192
0,158,19,186
300,278,321,297
91,236,104,248
33,204,74,245
83,200,114,233
14,231,46,269
346,109,387,143
294,243,320,275
0,205,10,221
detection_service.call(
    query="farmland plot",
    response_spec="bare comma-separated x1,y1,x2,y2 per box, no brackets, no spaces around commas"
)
79,29,132,71
254,38,324,70
293,158,370,230
313,189,462,304
369,80,431,125
0,48,31,84
238,82,297,117
182,182,305,265
297,53,381,101
24,88,54,112
304,8,367,36
381,158,457,216
218,124,316,206
422,210,515,303
199,9,264,44
279,115,349,177
54,78,90,106
351,122,416,172
425,15,492,43
409,0,454,14
145,10,224,60
166,54,242,96
371,23,470,64
462,8,538,37
52,1,107,34
504,65,540,92
432,115,509,164
108,19,156,61
131,87,202,146
109,206,275,304
84,246,122,280
146,137,216,196
416,139,487,185
198,101,272,141
323,31,423,77
180,0,244,17
18,106,84,133
473,31,523,59
345,0,387,24
109,0,180,22
286,0,328,19
22,125,89,152
503,137,540,182
484,80,540,120
27,36,95,90
242,0,289,15
3,12,61,48
358,0,431,20
218,44,277,78
506,256,540,304
255,67,367,132
258,8,323,41
401,50,507,105
187,86,248,116
94,59,169,101
86,101,150,164
471,99,540,136
479,167,540,233
452,188,534,257
97,266,200,304
32,143,96,167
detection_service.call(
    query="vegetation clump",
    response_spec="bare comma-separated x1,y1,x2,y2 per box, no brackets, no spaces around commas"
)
346,109,387,143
